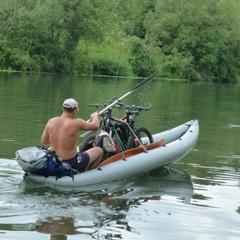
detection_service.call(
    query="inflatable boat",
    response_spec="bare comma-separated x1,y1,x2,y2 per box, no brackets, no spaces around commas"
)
22,119,199,189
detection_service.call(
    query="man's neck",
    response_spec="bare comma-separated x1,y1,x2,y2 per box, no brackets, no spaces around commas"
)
61,112,75,119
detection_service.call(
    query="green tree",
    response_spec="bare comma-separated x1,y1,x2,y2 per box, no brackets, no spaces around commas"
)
111,0,156,39
0,0,122,73
144,0,240,82
1,0,240,81
127,36,161,77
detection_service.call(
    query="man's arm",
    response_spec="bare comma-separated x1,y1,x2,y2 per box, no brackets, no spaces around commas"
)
80,112,100,131
41,126,50,144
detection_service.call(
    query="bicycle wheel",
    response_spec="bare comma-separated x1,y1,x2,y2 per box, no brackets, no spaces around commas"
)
127,127,154,149
79,135,96,152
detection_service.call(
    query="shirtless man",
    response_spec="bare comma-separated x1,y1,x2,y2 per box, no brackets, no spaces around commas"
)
41,98,103,172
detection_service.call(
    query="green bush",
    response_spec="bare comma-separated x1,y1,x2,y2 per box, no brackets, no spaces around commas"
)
127,36,161,77
74,40,133,76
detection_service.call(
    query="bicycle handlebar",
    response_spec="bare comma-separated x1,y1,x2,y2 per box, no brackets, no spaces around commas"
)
86,101,151,112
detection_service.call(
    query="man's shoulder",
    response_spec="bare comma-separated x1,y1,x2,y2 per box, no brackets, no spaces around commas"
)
49,116,61,121
47,116,61,125
64,117,84,126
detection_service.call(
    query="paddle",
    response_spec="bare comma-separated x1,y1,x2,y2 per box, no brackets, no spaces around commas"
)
81,70,160,138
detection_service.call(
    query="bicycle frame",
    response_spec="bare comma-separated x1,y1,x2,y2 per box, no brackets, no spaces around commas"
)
85,101,152,151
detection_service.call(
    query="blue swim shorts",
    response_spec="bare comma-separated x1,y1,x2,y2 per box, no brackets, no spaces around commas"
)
63,152,90,172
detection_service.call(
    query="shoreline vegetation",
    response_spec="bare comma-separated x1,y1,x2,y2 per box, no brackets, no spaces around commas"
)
0,69,190,82
1,0,240,82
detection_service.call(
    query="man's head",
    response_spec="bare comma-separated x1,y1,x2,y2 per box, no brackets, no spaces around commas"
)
62,98,79,113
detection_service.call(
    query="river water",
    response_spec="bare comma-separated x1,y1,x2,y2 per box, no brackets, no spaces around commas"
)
0,72,240,239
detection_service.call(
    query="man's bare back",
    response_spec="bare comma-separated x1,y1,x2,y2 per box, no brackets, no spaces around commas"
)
42,116,84,159
41,98,103,170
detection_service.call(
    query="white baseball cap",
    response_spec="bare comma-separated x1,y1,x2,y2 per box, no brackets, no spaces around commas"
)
63,98,79,111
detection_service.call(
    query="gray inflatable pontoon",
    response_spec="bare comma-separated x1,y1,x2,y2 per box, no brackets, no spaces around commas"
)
24,119,199,189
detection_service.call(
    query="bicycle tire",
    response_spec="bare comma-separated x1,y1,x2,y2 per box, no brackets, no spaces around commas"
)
79,135,96,152
127,127,154,149
80,134,114,162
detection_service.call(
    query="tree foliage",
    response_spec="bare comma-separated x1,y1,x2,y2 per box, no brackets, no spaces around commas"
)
0,0,240,81
144,0,240,81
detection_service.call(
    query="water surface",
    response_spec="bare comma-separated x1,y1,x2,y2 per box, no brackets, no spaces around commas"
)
0,73,240,239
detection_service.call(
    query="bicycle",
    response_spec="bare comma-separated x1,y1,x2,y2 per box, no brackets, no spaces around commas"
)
79,100,154,161
112,101,154,149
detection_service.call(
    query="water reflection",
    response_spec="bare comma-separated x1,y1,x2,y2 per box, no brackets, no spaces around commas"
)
0,158,194,239
32,166,193,239
88,166,193,204
37,217,79,240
